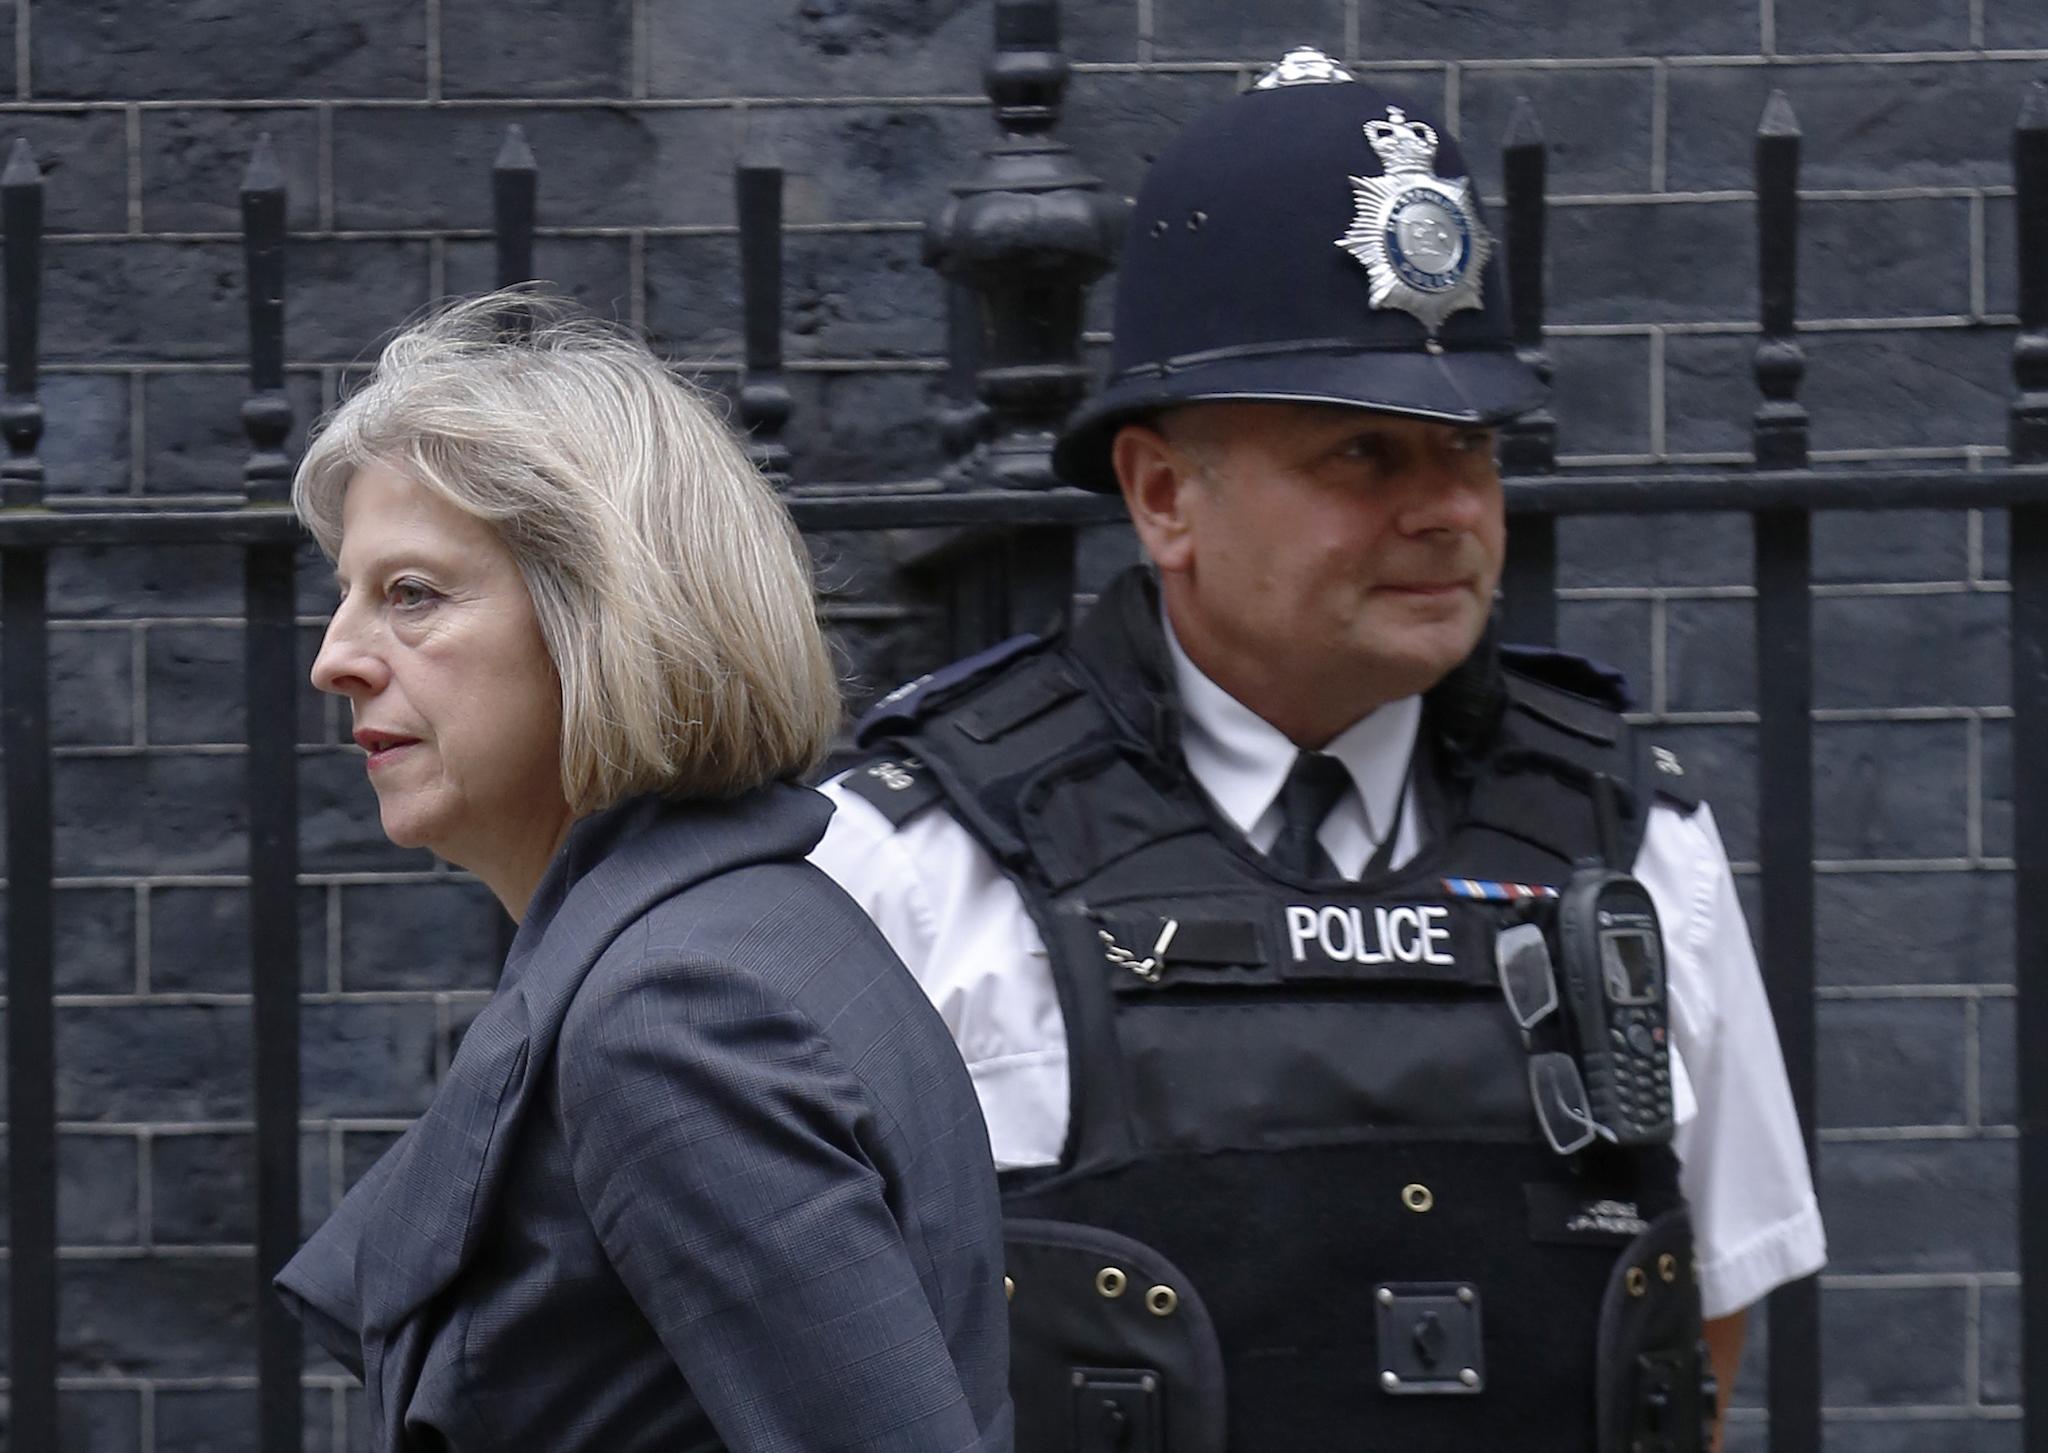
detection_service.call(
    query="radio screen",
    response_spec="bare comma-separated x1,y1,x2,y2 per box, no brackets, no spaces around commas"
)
1600,928,1659,1004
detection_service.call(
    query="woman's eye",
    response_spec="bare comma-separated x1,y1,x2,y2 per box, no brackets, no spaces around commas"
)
389,579,437,610
1454,429,1495,454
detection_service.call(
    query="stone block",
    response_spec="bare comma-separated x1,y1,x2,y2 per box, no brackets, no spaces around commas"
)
59,1132,142,1246
643,233,744,362
39,372,134,498
56,886,140,994
301,999,440,1118
1814,870,2012,988
1776,0,1973,53
57,1254,256,1375
54,753,249,876
298,750,438,873
332,106,739,230
139,106,322,232
141,370,322,496
1978,995,2014,1127
1821,1421,2019,1453
1816,1138,2014,1272
783,366,952,484
1806,197,1974,322
143,622,329,745
439,0,632,98
1665,596,1757,713
1458,67,1658,198
146,885,326,995
1060,69,1243,204
50,623,135,746
1980,1279,2018,1403
150,1128,329,1243
1816,997,1968,1129
56,1388,146,1453
1812,509,1971,587
440,993,490,1075
287,238,434,363
1362,0,1757,58
1555,597,1655,700
1984,193,2017,319
155,1386,342,1453
1820,1283,1970,1406
1548,200,1753,327
1812,590,2007,710
1985,0,2048,45
1549,332,1655,457
43,240,248,363
50,541,245,620
1803,328,2011,455
1557,510,1753,589
1062,0,1140,61
1981,718,2010,859
1664,61,2045,193
1149,0,1347,63
340,880,502,992
1661,335,1762,458
1814,719,1969,860
442,236,634,318
647,0,993,99
33,0,428,101
0,110,129,235
764,103,993,226
57,1002,252,1122
341,1127,404,1194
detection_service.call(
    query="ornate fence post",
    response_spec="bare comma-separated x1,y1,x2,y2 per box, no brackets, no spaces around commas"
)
2008,77,2048,1453
737,161,793,487
1498,97,1557,646
1750,88,1822,1453
0,133,58,1453
240,133,305,1453
923,0,1121,492
495,124,537,290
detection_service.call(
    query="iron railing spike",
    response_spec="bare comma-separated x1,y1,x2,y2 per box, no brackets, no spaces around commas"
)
2,136,37,188
494,123,538,290
1504,94,1544,148
1759,87,1801,138
241,131,285,194
736,161,792,487
496,121,536,173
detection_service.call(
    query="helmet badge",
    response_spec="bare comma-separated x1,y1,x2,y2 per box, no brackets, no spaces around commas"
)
1334,107,1493,335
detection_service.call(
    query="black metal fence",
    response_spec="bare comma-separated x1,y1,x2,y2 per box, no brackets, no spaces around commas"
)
0,5,2041,1450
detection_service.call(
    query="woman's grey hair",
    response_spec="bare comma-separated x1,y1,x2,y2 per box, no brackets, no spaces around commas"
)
294,288,841,810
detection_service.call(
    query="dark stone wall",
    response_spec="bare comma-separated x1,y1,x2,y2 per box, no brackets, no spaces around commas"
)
0,2,2035,1448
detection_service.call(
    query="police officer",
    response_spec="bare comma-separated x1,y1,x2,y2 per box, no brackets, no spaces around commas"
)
814,50,1822,1453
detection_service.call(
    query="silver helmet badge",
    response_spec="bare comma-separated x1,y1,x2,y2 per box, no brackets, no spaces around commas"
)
1253,46,1356,89
1334,107,1493,334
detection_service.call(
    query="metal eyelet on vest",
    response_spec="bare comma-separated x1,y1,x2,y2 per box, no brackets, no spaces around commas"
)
1658,1253,1677,1283
1096,1266,1128,1298
1146,1285,1179,1316
1402,1183,1435,1213
1626,1267,1648,1297
1187,209,1208,230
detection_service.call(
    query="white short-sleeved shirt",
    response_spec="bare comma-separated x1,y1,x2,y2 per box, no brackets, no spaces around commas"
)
812,628,1826,1321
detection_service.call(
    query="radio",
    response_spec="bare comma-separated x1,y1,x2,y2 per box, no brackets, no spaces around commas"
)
1556,868,1673,1146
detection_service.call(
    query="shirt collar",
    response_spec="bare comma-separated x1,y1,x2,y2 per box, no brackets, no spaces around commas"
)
1162,610,1422,843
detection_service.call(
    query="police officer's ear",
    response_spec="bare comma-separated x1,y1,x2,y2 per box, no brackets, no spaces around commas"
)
1113,420,1201,575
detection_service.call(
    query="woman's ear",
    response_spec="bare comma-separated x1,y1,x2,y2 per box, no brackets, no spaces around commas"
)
1113,422,1199,576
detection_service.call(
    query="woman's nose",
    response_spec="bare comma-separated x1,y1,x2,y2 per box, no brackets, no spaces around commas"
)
309,603,386,698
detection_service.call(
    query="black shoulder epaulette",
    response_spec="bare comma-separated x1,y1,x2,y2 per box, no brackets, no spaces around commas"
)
1499,644,1634,712
855,633,1048,744
838,753,946,828
1641,741,1702,812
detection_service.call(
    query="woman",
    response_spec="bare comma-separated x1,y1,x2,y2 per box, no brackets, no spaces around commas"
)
276,290,1013,1453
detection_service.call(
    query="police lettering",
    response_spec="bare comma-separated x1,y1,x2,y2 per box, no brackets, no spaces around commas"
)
1284,904,1454,966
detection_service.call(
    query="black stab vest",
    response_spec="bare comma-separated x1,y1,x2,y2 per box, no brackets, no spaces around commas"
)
854,569,1706,1453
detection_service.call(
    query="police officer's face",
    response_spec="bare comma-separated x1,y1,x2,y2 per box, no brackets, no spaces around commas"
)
1116,401,1504,746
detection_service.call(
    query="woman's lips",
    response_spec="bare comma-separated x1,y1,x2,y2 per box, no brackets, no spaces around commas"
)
353,729,421,770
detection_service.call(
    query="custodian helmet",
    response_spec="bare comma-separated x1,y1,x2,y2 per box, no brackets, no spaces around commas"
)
1052,50,1544,490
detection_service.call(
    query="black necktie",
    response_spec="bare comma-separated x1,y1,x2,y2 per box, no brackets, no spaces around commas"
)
1269,750,1352,879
